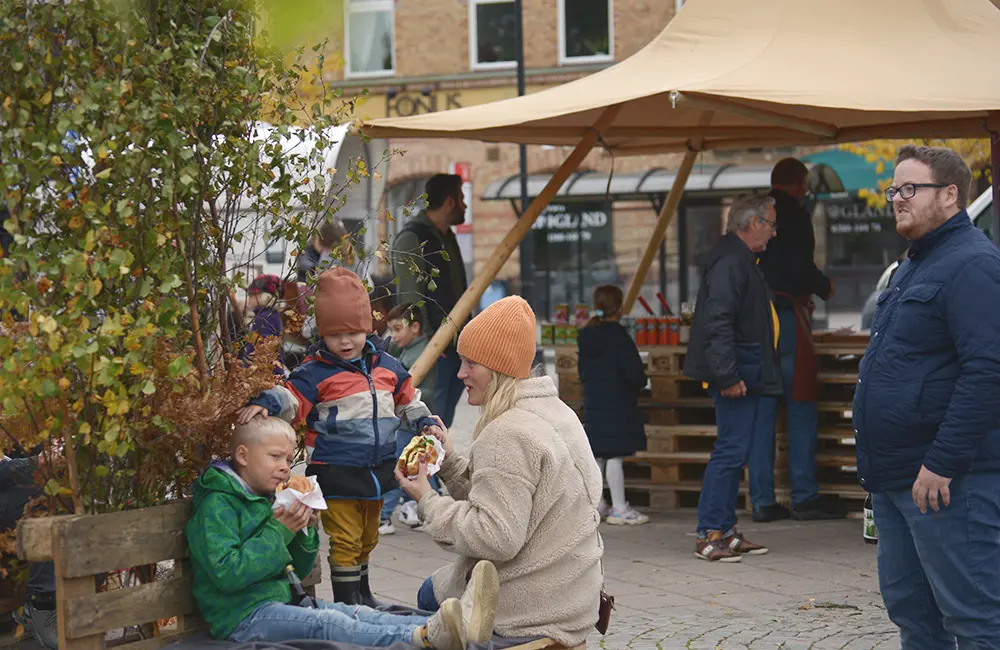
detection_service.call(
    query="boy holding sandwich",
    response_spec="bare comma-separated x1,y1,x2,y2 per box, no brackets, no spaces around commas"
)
237,268,439,608
186,416,498,649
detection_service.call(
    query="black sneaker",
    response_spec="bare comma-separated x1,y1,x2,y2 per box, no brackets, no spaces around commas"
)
752,503,791,522
792,496,848,521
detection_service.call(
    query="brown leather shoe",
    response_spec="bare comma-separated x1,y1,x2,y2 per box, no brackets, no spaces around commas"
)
695,531,741,562
725,528,769,555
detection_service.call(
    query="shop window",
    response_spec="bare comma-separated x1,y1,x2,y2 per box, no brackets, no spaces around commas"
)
264,238,285,265
345,0,395,78
559,0,613,64
470,0,518,69
531,201,618,317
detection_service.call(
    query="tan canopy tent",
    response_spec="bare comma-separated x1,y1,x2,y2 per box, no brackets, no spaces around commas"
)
361,0,1000,384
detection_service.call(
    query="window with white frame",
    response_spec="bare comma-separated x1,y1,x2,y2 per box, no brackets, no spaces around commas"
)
469,0,518,69
345,0,395,77
559,0,613,63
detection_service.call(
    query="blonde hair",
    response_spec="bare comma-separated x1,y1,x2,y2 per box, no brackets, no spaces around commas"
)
232,416,295,454
473,370,522,439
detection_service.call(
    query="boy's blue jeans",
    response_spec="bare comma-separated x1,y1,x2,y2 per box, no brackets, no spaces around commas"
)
229,600,426,646
874,472,1000,649
381,430,441,522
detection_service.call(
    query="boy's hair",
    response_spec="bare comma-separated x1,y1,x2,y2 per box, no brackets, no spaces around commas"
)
386,302,422,331
232,416,295,455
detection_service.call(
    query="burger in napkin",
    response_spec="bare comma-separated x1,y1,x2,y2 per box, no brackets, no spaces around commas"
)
397,435,442,479
278,475,312,493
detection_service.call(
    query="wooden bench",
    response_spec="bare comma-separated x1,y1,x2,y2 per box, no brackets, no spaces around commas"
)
16,501,578,650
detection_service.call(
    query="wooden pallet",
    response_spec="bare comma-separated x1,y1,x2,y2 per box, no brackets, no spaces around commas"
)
16,501,322,650
552,333,871,513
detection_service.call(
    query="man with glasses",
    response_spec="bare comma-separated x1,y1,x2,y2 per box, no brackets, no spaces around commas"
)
855,145,1000,648
684,195,779,562
753,158,847,522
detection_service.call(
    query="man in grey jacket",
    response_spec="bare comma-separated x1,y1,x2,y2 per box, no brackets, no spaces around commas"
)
390,174,468,427
684,194,781,563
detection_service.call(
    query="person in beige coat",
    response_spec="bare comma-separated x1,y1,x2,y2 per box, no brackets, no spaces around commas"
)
395,296,605,648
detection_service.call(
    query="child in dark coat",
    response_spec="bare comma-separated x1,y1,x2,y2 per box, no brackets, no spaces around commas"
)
577,285,649,525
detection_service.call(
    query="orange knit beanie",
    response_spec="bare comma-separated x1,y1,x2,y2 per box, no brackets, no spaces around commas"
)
457,296,536,379
315,267,373,336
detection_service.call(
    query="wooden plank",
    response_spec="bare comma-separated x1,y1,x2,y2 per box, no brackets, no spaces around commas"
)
630,451,858,468
644,424,855,443
624,479,867,500
53,522,104,650
65,577,197,639
17,516,56,562
58,501,192,578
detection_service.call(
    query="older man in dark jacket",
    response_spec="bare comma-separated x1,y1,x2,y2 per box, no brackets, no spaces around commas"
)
855,145,1000,648
684,194,780,562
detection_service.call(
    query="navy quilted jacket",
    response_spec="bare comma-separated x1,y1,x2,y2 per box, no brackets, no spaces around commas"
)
854,211,1000,492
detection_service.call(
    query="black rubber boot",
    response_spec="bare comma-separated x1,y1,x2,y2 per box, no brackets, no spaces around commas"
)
332,580,364,606
360,564,387,609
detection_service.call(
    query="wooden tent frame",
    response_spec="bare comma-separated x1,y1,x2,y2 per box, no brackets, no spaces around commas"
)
396,101,1000,386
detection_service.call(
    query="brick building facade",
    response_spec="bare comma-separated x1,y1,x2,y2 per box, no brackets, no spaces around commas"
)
307,0,889,321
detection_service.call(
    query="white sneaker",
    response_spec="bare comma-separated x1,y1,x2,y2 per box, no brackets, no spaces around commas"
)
606,504,650,525
379,518,396,535
425,598,465,650
460,561,499,645
598,500,611,519
399,500,422,529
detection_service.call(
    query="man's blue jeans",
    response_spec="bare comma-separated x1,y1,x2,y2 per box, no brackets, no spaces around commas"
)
749,307,820,509
697,391,778,535
435,346,465,428
228,600,426,646
874,472,1000,649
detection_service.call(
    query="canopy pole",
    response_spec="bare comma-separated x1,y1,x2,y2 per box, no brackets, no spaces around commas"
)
409,104,623,385
622,112,713,314
622,148,698,314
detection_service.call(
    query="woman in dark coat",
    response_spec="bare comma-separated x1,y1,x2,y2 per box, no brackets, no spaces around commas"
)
577,284,649,525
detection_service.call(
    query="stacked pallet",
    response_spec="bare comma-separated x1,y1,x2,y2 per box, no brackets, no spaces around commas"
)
553,331,870,515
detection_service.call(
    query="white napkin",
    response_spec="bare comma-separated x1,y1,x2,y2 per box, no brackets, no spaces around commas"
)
272,475,327,511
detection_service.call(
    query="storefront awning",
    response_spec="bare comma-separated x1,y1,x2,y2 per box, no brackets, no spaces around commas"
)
482,162,848,202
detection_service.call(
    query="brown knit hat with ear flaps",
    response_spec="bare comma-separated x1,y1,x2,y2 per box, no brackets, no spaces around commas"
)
457,296,536,379
315,267,373,336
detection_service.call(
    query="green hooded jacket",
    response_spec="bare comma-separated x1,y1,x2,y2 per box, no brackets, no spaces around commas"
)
185,463,319,639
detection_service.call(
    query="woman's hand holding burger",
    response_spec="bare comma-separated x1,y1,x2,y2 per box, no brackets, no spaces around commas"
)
394,454,435,502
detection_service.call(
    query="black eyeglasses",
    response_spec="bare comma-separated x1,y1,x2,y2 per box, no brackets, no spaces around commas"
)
885,183,951,202
755,214,776,230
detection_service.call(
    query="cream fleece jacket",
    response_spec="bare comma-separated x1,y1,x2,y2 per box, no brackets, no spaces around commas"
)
417,376,604,647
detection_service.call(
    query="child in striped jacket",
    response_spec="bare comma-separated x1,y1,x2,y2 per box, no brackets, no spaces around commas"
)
237,267,439,608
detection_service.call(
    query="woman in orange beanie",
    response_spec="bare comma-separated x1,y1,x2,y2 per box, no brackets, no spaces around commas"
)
396,296,605,648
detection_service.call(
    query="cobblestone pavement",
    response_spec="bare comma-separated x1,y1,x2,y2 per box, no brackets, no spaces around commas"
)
358,397,901,649
363,513,898,650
